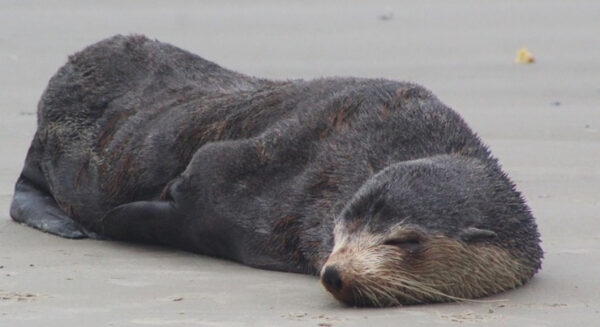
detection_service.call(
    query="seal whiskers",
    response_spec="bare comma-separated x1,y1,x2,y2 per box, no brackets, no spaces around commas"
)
322,232,535,306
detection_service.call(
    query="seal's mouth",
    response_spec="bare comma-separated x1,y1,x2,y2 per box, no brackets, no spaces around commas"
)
320,261,404,307
320,260,461,307
320,265,402,307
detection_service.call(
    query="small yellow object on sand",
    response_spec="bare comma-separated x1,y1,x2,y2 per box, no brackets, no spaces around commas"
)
515,47,535,64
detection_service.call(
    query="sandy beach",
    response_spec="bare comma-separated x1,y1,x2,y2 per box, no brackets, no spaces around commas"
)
1,1,599,326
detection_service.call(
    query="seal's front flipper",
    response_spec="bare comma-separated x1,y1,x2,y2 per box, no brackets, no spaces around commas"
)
100,201,183,246
10,177,99,239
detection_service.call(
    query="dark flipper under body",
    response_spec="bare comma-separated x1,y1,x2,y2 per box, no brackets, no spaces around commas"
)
10,177,100,239
100,200,183,246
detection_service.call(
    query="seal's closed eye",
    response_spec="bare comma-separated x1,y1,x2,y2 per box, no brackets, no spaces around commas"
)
383,232,425,253
459,227,497,243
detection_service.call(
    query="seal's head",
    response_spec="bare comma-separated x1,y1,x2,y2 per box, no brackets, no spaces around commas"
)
320,155,542,307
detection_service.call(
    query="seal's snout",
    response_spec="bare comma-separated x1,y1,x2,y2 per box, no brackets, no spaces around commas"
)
321,266,343,292
321,265,355,304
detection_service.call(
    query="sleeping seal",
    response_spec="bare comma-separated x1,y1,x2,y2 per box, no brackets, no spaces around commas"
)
10,35,543,307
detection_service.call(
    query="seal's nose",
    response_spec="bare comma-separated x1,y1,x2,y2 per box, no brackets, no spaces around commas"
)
321,266,343,292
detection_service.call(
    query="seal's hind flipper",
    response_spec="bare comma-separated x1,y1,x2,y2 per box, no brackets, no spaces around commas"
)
10,177,100,239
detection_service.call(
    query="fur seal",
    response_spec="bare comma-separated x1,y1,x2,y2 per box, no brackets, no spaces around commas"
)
10,35,543,307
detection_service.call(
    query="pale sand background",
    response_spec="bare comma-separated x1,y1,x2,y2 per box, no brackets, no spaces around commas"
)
1,1,599,326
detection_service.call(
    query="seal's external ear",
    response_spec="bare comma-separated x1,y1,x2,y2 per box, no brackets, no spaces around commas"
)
101,201,182,245
459,227,497,243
